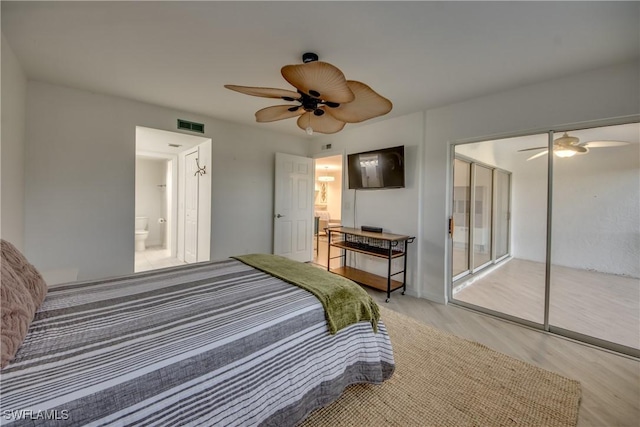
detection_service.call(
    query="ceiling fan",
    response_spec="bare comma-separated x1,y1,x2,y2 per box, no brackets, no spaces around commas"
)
225,52,392,135
518,132,629,161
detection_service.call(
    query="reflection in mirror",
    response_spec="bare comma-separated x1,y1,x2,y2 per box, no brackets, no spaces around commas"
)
452,132,547,325
358,154,382,187
452,122,640,354
549,122,639,350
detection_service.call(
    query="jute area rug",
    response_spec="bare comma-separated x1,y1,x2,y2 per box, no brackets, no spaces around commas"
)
301,306,581,427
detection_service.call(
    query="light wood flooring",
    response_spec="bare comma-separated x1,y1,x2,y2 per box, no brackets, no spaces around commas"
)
454,258,640,349
365,288,640,427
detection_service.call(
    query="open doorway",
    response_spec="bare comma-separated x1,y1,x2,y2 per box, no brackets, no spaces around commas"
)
135,127,212,272
313,154,343,266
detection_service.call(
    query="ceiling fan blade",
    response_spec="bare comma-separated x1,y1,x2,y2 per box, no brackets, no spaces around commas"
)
281,61,355,103
297,110,346,134
526,150,549,161
324,81,392,123
517,146,547,152
224,85,300,100
581,140,630,148
255,105,304,123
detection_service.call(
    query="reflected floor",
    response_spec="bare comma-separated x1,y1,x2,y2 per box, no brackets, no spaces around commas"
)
453,258,640,349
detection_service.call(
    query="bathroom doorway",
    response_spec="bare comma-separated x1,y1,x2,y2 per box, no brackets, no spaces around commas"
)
135,127,212,272
312,154,343,266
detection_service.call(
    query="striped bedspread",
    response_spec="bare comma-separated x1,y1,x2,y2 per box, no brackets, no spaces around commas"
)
0,258,395,426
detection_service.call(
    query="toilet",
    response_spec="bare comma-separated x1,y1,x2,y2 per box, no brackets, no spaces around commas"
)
135,217,149,252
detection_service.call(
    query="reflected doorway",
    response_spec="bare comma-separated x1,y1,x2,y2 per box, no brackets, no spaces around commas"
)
312,155,343,267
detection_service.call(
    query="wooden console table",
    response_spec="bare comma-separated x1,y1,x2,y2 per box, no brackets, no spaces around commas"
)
326,227,414,302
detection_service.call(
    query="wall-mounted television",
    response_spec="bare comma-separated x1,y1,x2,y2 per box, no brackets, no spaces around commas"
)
347,145,405,190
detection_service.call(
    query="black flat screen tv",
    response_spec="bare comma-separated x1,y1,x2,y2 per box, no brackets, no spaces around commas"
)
347,145,405,190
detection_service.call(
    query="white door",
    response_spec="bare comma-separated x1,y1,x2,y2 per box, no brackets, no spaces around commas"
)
274,153,313,262
184,150,199,263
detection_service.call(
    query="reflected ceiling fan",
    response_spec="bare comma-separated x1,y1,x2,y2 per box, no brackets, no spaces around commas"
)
225,52,392,135
518,132,629,161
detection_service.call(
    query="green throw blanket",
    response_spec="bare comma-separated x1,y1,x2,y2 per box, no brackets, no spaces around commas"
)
232,254,380,334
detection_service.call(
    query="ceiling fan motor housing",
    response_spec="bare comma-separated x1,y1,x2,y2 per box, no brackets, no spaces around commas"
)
302,52,319,63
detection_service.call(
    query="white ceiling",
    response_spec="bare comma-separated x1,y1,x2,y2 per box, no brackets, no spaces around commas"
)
2,1,638,137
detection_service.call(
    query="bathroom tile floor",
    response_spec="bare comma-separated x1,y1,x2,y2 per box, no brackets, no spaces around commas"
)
134,246,186,272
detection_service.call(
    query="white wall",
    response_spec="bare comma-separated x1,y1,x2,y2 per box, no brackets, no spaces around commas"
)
326,172,342,221
552,141,639,277
1,34,27,250
24,81,308,280
509,149,548,264
135,157,166,247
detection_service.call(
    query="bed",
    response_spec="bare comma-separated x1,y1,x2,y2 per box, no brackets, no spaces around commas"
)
0,242,394,426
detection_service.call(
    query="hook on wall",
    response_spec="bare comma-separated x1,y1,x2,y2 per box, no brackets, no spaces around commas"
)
194,157,206,176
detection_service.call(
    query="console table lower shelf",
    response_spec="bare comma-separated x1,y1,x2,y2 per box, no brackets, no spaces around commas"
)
329,266,405,297
326,227,414,303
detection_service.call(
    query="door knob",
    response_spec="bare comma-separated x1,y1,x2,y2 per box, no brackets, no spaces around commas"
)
275,214,286,218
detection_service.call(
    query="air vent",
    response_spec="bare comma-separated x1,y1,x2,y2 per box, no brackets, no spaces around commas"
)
177,119,205,133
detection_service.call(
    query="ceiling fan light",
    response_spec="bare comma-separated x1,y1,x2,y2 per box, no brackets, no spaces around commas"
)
318,165,334,182
555,149,577,158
